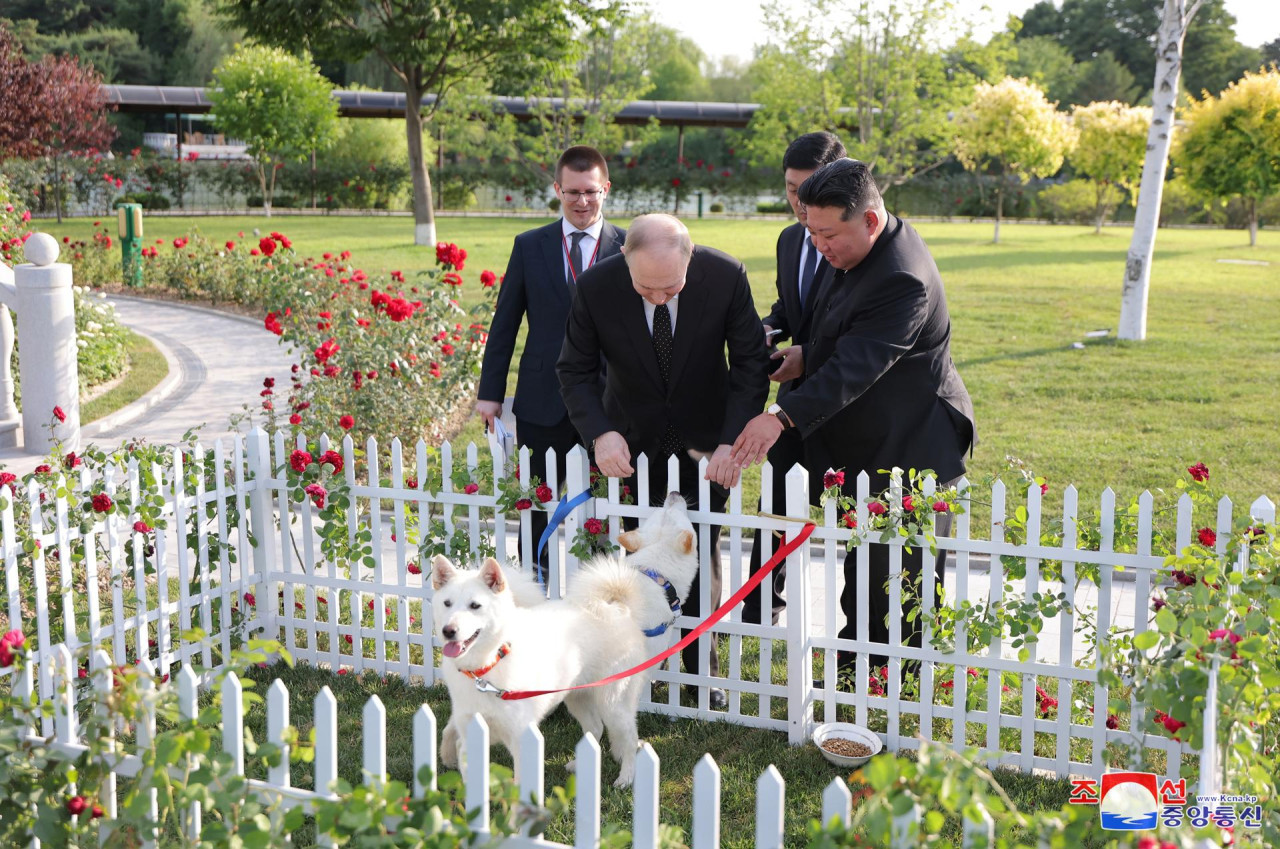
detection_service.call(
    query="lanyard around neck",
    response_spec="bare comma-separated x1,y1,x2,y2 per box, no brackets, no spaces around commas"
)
562,231,603,285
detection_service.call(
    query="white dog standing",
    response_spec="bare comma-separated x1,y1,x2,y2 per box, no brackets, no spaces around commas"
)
432,492,698,786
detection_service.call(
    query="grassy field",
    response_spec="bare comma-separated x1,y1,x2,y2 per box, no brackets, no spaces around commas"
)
80,329,169,424
37,214,1280,504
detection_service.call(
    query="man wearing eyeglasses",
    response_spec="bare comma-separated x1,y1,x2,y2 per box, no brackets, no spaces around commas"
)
477,146,625,578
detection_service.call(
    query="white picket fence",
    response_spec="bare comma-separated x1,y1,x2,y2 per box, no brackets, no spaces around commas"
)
3,425,1274,838
23,642,1000,848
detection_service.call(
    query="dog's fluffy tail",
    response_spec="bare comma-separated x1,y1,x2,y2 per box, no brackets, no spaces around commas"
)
568,556,646,623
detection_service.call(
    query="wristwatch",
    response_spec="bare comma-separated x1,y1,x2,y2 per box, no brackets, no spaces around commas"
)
766,403,792,429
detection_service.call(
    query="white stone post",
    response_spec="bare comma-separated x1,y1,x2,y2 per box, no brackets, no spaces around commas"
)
0,233,80,454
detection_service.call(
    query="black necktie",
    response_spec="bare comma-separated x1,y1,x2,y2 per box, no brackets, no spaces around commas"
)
799,236,819,307
653,303,684,457
568,231,586,286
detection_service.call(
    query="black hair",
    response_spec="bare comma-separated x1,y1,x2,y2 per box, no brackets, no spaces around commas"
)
556,145,609,183
782,132,847,172
796,158,882,221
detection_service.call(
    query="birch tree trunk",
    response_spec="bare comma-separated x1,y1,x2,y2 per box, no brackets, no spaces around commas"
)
403,73,437,247
1118,0,1204,340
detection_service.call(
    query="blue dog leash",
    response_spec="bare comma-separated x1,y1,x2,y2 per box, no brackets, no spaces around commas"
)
533,487,593,587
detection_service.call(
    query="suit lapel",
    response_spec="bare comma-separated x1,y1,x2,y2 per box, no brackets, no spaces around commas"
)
541,223,571,307
665,251,709,394
620,278,665,393
598,222,624,261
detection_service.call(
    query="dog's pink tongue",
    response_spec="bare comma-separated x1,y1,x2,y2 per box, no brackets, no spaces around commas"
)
442,641,463,658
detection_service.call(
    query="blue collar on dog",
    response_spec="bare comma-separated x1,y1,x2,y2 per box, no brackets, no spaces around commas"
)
641,568,682,637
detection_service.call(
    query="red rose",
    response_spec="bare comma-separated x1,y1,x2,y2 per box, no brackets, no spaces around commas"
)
1197,527,1216,547
535,484,553,503
91,493,113,513
289,414,302,425
480,270,497,287
225,240,235,251
1208,628,1241,645
407,561,422,575
314,338,340,363
671,177,681,187
515,498,533,510
259,237,277,256
867,501,886,516
91,804,104,819
1161,715,1186,734
584,517,604,534
304,483,327,509
1187,462,1209,482
823,470,844,489
442,272,463,287
1105,714,1119,730
319,450,343,473
1039,482,1049,495
1171,569,1196,587
902,495,915,511
65,451,82,469
464,482,479,495
0,472,14,489
932,500,950,512
289,450,312,473
1152,596,1166,611
842,511,857,528
53,405,66,423
66,795,88,817
386,298,415,322
0,629,25,667
133,520,151,534
339,415,355,430
243,592,256,607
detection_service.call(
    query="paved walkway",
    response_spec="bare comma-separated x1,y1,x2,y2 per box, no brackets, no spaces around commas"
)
0,294,297,475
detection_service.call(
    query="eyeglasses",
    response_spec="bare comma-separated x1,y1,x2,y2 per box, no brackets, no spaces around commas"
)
560,189,605,202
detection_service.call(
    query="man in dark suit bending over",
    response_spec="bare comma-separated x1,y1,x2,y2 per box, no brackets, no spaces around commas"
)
743,131,847,627
476,146,625,576
559,214,770,708
730,159,975,676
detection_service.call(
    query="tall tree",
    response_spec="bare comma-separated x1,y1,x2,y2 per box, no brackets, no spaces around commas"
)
953,76,1076,243
1176,69,1280,246
1009,34,1079,105
207,45,339,216
1070,100,1151,232
748,0,971,188
219,0,614,247
0,23,115,221
1067,50,1140,105
1118,0,1204,341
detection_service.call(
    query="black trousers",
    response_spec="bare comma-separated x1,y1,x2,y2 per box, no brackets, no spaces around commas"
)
515,414,584,579
741,428,820,626
625,450,725,679
836,476,959,678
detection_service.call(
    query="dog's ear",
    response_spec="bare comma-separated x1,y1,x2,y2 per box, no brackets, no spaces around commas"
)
679,530,695,555
431,555,456,590
479,557,507,593
617,530,642,553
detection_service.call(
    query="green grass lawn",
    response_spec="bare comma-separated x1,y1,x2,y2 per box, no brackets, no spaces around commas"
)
37,214,1280,505
80,329,169,424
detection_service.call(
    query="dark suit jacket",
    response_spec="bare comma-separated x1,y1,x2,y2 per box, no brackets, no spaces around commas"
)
761,221,834,400
776,214,975,489
477,219,625,427
558,247,771,459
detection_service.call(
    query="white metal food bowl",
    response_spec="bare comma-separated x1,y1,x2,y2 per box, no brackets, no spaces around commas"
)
812,722,884,768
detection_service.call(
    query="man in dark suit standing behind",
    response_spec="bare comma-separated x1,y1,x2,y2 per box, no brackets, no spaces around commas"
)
731,159,975,675
476,146,625,577
742,131,847,627
559,214,770,708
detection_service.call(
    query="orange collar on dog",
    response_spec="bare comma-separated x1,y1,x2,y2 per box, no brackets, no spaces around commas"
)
461,643,511,680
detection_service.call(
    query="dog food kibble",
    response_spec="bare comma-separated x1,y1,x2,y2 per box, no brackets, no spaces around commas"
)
821,738,873,758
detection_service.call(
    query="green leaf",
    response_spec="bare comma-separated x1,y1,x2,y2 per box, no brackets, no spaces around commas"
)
1132,630,1159,651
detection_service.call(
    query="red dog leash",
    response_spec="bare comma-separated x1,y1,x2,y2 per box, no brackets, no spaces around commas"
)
486,521,817,701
